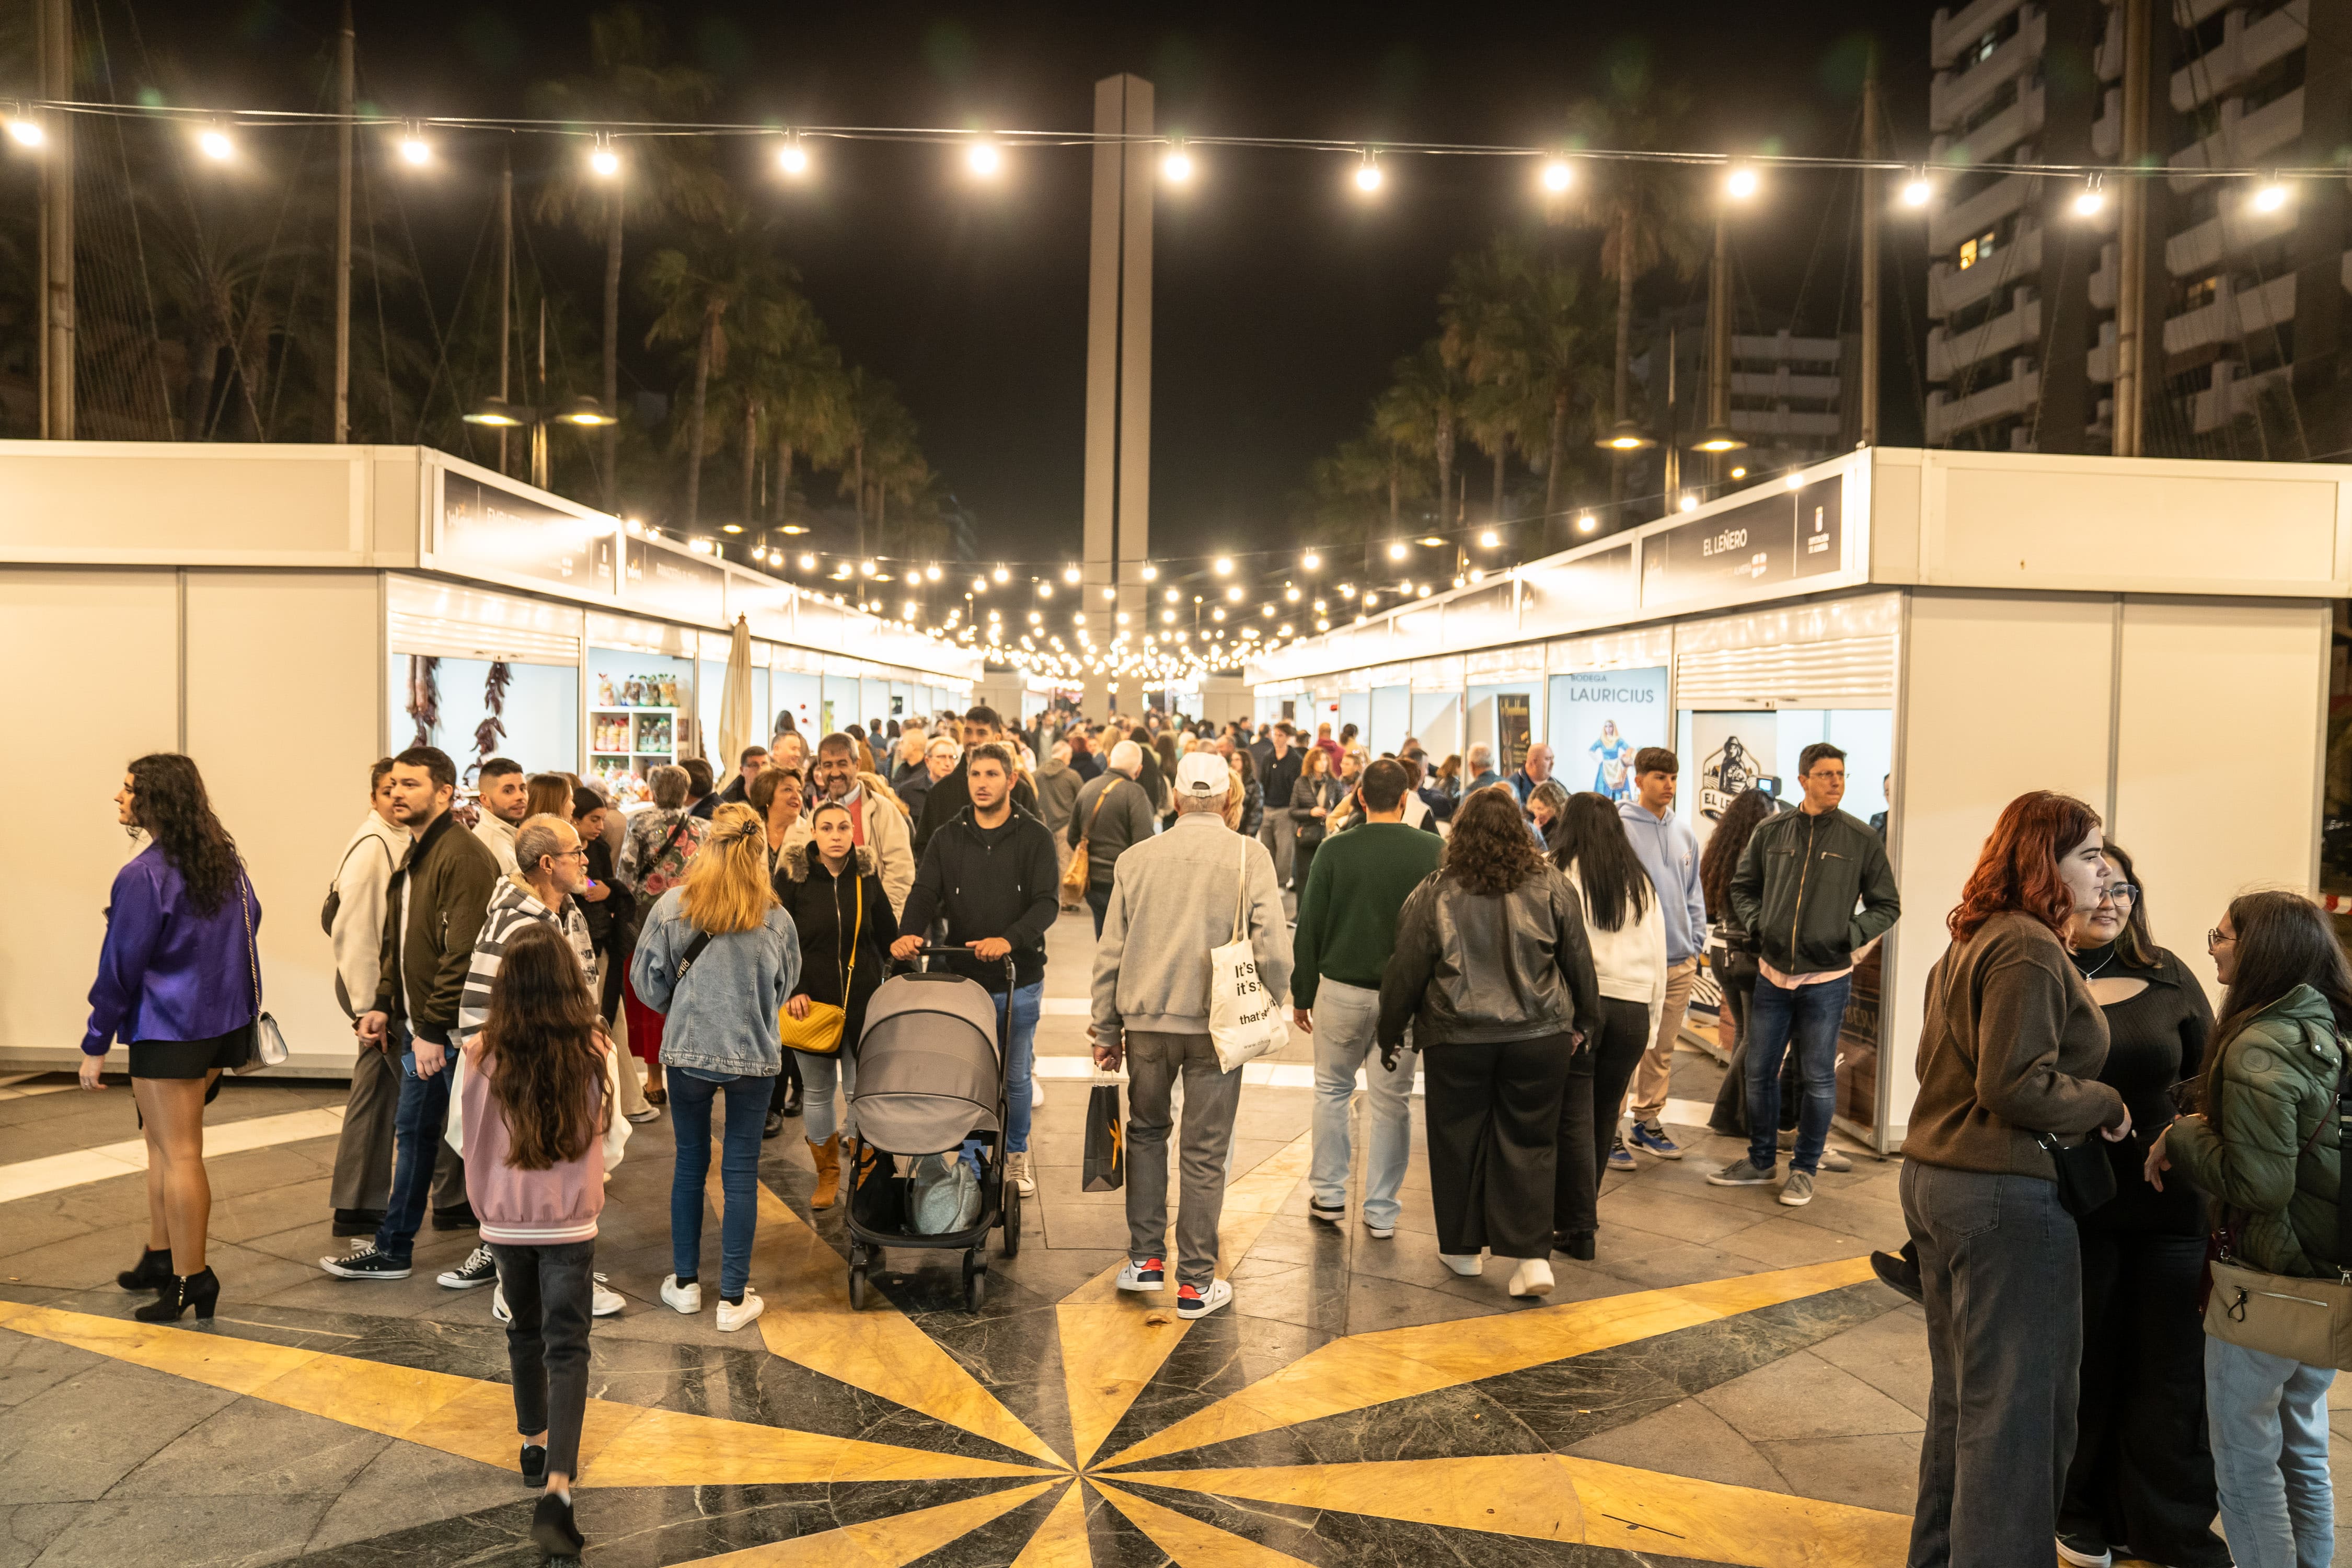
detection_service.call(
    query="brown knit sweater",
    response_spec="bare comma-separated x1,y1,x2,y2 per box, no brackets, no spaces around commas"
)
1906,909,2127,1178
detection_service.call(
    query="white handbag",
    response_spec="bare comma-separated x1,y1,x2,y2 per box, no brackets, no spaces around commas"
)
1207,840,1289,1073
234,876,289,1073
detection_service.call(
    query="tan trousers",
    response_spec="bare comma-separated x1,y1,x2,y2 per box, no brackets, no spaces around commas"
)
610,981,652,1119
1622,956,1700,1127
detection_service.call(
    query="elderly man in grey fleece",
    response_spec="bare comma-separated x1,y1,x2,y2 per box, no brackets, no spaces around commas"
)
1089,751,1292,1321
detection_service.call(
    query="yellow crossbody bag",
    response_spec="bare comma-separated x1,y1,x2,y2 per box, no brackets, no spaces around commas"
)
777,873,860,1057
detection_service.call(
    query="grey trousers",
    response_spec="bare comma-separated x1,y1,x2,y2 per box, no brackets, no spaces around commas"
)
329,1040,466,1213
1257,815,1295,887
1903,1159,2082,1568
1124,1030,1243,1290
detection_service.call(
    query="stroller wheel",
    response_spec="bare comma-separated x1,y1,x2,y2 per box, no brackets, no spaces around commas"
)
962,1250,987,1312
848,1262,868,1311
1001,1180,1022,1259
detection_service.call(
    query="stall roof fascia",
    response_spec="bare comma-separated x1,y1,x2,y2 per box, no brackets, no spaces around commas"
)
0,440,979,686
1247,447,2352,686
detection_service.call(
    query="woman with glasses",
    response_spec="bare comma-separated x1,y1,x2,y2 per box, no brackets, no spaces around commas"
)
2053,845,2229,1568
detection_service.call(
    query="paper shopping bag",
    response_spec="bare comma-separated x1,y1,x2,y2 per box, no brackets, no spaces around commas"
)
1083,1082,1124,1192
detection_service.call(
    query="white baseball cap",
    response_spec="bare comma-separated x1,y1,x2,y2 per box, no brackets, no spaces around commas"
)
1173,751,1231,800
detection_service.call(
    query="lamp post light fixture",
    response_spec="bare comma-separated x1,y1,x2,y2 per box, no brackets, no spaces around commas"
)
1595,419,1655,452
1689,425,1747,455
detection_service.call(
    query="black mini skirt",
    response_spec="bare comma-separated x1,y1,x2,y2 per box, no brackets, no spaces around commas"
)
128,1021,255,1080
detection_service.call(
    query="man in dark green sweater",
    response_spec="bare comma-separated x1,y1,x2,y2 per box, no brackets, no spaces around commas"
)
1290,758,1444,1240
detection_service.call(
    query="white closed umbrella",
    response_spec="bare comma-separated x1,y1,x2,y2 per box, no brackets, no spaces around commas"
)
717,615,755,789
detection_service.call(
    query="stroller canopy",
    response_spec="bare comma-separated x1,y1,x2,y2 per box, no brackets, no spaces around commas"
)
851,972,1004,1155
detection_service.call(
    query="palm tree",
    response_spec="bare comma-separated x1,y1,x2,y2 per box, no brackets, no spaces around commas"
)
705,288,823,528
1378,341,1465,528
1485,243,1614,546
772,349,852,526
1440,240,1531,523
1569,54,1704,502
642,205,796,530
532,5,727,511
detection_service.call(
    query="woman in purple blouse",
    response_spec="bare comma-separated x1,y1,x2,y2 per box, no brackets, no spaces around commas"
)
81,753,259,1323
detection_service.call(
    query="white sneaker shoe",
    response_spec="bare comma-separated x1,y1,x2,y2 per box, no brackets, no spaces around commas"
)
1006,1150,1036,1198
591,1274,624,1318
660,1274,701,1314
1440,1252,1484,1277
1029,1077,1044,1108
1116,1257,1167,1292
1508,1258,1555,1298
716,1292,765,1333
1175,1278,1231,1319
491,1283,510,1323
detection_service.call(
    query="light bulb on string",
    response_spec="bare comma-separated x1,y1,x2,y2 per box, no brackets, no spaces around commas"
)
397,125,431,166
199,124,235,162
589,139,620,179
966,137,1002,178
1161,142,1193,183
1901,167,1931,207
1353,149,1382,193
4,108,43,148
1539,157,1573,193
777,133,809,177
2074,174,2105,216
2251,174,2290,213
1724,163,1758,200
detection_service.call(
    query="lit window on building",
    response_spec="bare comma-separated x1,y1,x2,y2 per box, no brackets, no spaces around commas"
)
1957,229,1998,271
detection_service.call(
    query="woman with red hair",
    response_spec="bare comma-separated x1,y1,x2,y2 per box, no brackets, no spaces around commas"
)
1903,791,2134,1568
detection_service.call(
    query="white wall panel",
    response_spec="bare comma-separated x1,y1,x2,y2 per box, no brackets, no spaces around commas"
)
2112,598,2328,1007
0,569,182,1066
186,572,385,1073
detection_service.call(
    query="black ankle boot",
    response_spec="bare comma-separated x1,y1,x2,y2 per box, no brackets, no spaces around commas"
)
134,1266,220,1323
117,1247,173,1293
781,1078,803,1117
1553,1230,1597,1262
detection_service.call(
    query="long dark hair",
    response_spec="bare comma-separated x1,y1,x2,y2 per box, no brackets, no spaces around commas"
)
1440,785,1550,897
480,921,609,1170
128,753,243,915
1553,791,1653,932
1699,788,1774,924
2100,840,2161,972
2201,891,2352,1127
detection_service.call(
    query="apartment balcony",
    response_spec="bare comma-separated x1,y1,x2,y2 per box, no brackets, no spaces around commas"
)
1729,407,1843,441
2173,1,2308,112
1929,295,2042,381
2089,241,2118,312
2192,361,2293,434
2164,272,2297,359
1932,0,2030,71
1730,370,1840,402
1926,357,2040,444
2165,195,2299,278
2092,2,2123,80
1932,8,2046,131
1932,79,2044,166
1730,331,1842,368
1930,170,2033,256
1931,225,2043,318
2171,88,2303,186
2092,86,2119,159
2088,319,2119,385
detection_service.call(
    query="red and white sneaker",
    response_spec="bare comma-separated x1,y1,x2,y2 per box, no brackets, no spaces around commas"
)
1116,1257,1166,1293
1175,1279,1232,1319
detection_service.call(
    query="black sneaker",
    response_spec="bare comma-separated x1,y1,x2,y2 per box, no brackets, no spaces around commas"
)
432,1202,479,1231
763,1112,784,1140
331,1207,384,1238
318,1246,412,1280
1307,1199,1345,1225
520,1443,547,1486
1871,1247,1924,1305
436,1243,498,1290
531,1491,584,1556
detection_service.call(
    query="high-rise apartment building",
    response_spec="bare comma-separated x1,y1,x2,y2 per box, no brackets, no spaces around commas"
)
1925,0,2350,457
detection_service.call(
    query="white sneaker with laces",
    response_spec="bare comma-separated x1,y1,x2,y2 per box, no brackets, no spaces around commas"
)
1175,1278,1232,1319
660,1275,702,1314
592,1274,624,1317
1116,1257,1166,1292
1006,1150,1036,1198
491,1283,510,1323
437,1243,498,1290
716,1292,765,1333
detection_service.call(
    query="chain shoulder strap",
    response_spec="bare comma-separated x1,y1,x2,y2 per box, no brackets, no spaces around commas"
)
238,869,262,1015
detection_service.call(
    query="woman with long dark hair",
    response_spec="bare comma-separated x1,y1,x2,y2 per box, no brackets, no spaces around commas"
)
2145,890,2350,1568
1549,792,1666,1261
1702,788,1785,1139
1289,746,1343,893
1903,791,2130,1568
83,754,260,1322
460,919,618,1558
2051,843,2228,1568
1377,785,1598,1299
774,800,898,1210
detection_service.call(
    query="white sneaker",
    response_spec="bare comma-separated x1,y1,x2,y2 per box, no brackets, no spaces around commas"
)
1175,1278,1231,1319
625,1105,660,1124
1029,1077,1044,1108
1363,1219,1395,1240
1817,1146,1854,1173
1006,1151,1036,1198
1507,1258,1555,1298
660,1274,701,1314
716,1292,765,1333
491,1283,510,1323
1440,1252,1484,1277
592,1274,624,1318
1116,1257,1167,1293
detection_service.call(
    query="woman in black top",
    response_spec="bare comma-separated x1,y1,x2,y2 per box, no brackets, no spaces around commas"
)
1287,746,1344,895
1232,747,1265,840
2056,842,2228,1568
774,800,899,1210
1700,788,1792,1138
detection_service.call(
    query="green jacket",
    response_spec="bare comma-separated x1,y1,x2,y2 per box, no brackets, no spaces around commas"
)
1726,805,1899,976
2167,984,2344,1279
1292,823,1444,1007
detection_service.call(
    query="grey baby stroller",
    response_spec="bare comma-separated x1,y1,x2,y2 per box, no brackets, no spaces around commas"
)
843,947,1020,1312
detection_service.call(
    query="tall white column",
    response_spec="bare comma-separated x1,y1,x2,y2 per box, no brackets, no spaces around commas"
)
1082,74,1152,717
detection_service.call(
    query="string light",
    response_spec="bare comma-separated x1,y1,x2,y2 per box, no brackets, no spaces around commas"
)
1901,167,1931,207
992,564,1010,583
1213,557,1233,575
1540,157,1574,193
1387,541,1408,560
4,108,42,148
798,552,816,569
397,125,430,165
589,139,619,179
2252,174,2289,213
1724,163,1758,200
199,124,235,161
2074,173,2105,216
777,133,809,177
1354,149,1382,193
966,137,1002,177
1161,143,1193,183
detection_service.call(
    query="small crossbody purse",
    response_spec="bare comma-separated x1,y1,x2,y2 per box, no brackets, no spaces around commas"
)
778,873,861,1057
234,874,289,1073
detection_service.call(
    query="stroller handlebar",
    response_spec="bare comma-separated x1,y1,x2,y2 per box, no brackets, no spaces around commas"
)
902,944,1019,987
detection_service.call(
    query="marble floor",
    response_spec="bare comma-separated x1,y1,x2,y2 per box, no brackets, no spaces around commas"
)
2,916,2338,1567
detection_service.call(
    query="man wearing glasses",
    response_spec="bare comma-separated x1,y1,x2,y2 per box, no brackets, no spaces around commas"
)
1712,742,1901,1208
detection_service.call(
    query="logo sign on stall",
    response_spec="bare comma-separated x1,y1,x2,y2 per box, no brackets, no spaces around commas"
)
439,474,615,593
624,537,727,626
1641,477,1843,607
1550,666,1667,804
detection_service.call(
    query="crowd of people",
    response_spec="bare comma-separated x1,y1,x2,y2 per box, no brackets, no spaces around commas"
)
73,705,2349,1566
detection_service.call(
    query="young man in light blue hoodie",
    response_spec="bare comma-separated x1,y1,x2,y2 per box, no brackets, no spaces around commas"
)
1614,747,1708,1165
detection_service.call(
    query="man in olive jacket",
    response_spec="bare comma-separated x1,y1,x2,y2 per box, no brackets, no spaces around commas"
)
1713,742,1899,1206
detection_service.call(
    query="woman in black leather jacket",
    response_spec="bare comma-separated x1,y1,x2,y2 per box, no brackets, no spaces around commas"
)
1378,785,1599,1301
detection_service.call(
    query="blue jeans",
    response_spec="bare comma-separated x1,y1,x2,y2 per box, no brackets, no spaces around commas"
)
1002,981,1041,1154
1307,980,1416,1230
667,1067,771,1300
1744,972,1849,1174
793,1048,857,1144
2205,1335,2334,1568
375,1024,453,1264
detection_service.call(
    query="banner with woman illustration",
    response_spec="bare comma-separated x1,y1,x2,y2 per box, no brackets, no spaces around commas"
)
1547,666,1669,804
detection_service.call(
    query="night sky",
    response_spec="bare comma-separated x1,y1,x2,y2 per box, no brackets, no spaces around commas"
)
81,0,1941,563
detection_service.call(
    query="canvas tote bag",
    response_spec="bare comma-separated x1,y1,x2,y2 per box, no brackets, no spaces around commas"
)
1207,839,1288,1073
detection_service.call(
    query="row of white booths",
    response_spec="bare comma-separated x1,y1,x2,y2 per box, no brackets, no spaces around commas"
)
1248,447,2349,1151
1,442,980,1075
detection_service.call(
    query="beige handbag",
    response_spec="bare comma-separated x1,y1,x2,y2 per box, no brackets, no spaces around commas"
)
2201,1071,2352,1372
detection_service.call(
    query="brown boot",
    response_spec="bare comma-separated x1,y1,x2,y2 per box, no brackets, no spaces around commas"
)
809,1135,841,1210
